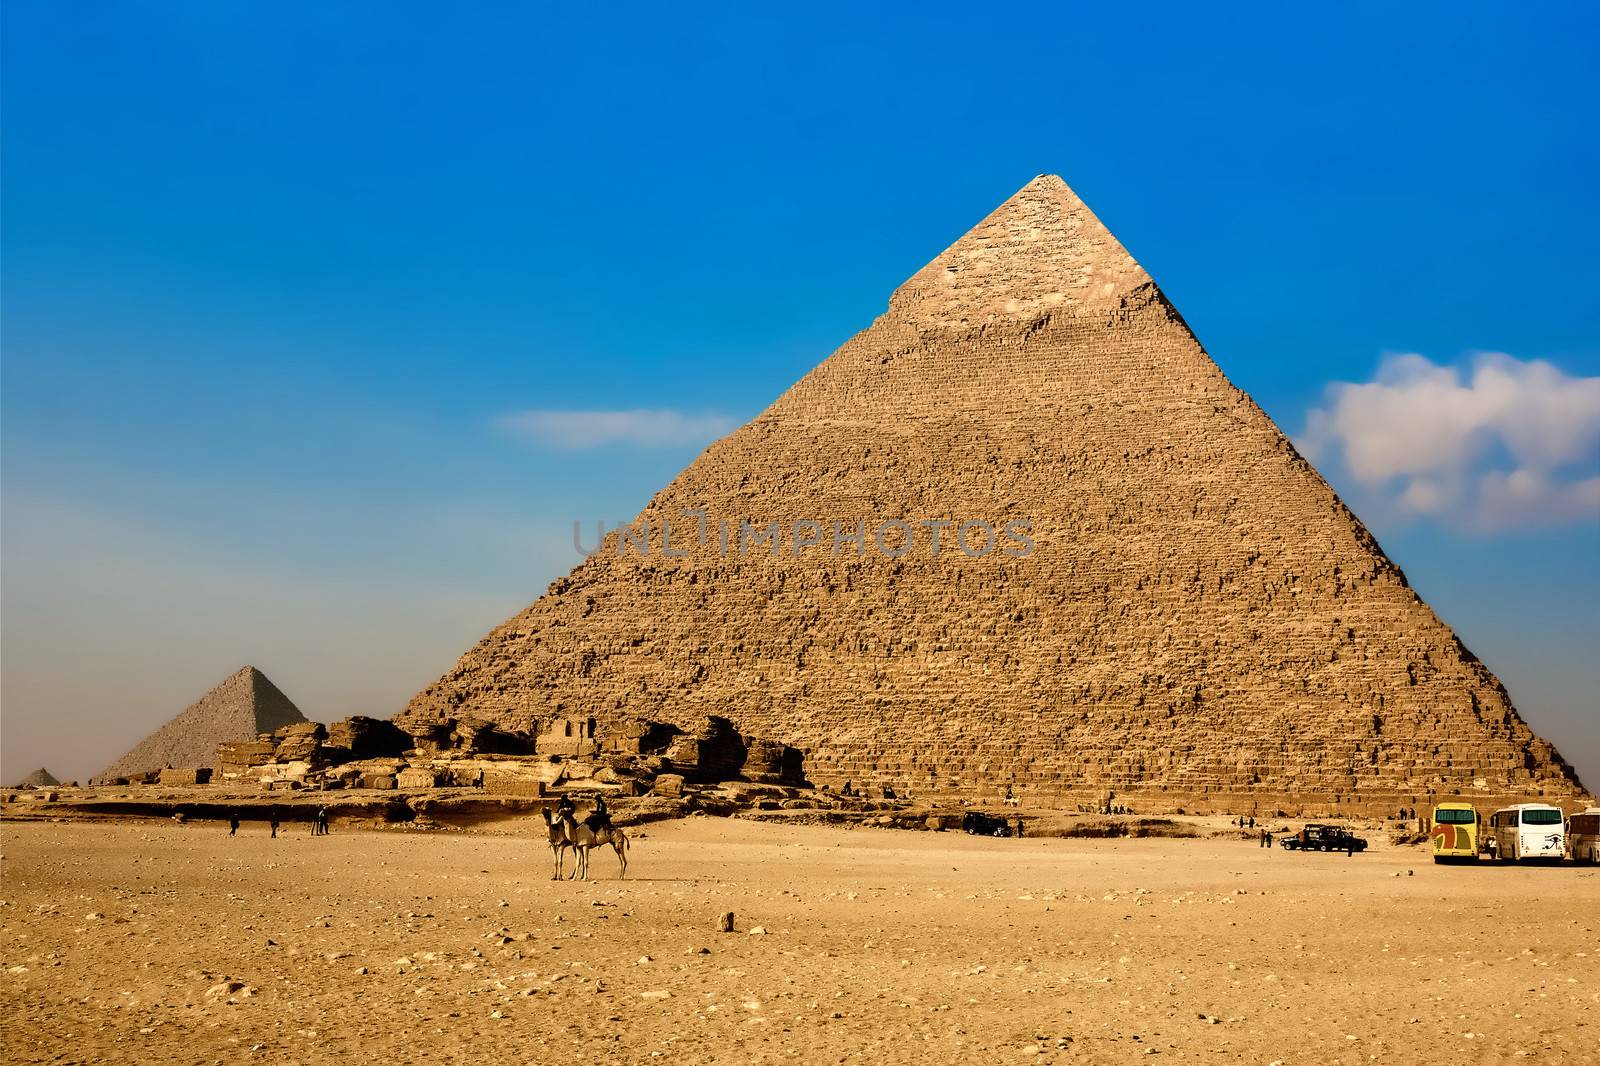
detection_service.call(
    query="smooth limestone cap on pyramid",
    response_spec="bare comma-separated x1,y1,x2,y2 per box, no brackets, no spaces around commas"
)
406,175,1587,810
99,665,307,780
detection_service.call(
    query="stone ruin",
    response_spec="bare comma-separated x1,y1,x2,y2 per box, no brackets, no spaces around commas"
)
204,709,804,795
534,716,597,757
401,174,1589,815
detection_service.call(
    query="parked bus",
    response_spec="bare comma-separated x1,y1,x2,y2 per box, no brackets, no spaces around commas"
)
1488,803,1566,862
1427,802,1480,863
1569,807,1600,865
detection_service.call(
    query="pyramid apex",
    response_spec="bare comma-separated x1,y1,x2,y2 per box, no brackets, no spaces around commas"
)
889,173,1151,327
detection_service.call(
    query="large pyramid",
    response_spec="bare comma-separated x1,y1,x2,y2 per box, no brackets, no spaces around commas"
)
407,175,1586,811
99,665,307,780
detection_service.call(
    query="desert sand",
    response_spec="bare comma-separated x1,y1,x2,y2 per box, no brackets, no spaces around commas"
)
2,816,1595,1065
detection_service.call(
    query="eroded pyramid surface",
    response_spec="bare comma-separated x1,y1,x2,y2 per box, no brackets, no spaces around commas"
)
405,176,1586,810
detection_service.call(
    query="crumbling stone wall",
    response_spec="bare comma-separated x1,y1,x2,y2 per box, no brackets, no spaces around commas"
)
536,716,597,757
325,716,410,760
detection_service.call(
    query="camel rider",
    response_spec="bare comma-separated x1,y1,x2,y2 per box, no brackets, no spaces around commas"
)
586,794,612,831
555,794,576,824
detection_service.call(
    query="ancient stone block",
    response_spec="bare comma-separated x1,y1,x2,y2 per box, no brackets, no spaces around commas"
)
158,768,212,786
326,716,410,760
743,737,805,786
396,768,443,789
536,716,598,757
481,774,545,796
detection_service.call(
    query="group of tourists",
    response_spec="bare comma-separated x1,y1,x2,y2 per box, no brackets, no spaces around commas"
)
555,791,610,831
223,807,331,837
838,780,903,800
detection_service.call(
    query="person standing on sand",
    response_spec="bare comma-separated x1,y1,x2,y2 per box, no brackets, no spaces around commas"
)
228,813,239,837
319,807,330,835
270,814,280,838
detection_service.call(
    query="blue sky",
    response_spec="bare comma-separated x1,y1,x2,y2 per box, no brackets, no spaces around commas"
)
3,2,1597,786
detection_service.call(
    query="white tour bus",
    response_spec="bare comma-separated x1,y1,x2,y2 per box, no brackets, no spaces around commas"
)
1568,808,1600,865
1488,803,1566,862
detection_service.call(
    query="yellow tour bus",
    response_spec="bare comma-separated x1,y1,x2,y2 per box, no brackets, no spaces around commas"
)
1427,801,1481,863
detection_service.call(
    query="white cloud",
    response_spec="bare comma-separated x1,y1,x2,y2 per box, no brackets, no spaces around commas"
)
495,409,741,450
1301,352,1600,532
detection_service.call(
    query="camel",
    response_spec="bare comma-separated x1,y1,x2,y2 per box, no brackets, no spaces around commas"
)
541,805,630,880
539,808,578,880
568,817,629,880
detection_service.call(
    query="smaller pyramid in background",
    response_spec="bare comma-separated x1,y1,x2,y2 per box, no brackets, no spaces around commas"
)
16,768,61,788
98,666,307,780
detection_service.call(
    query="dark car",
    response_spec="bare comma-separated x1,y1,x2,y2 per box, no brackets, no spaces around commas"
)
1279,823,1368,853
962,810,1012,837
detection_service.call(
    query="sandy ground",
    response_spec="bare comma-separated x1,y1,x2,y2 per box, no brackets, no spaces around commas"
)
1,816,1595,1065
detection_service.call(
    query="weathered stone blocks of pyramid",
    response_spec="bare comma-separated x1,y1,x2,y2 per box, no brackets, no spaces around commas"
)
325,715,411,760
402,175,1588,813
